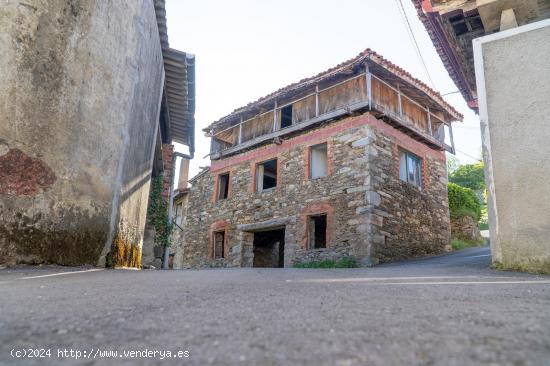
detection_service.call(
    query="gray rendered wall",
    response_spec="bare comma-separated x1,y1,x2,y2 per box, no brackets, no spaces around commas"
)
474,19,550,273
0,1,164,266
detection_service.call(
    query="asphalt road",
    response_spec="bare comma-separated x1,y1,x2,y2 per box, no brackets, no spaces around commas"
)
1,245,550,366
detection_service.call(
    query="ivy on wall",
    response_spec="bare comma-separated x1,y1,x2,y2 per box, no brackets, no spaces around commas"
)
147,175,173,247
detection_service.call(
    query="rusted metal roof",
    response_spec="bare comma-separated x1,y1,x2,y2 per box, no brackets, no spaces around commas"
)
205,48,462,134
154,0,195,152
163,48,195,150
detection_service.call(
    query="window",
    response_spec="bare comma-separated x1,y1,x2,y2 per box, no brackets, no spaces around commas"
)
308,214,327,249
310,143,328,179
399,150,422,188
280,105,293,128
217,173,230,200
213,231,225,259
256,159,277,192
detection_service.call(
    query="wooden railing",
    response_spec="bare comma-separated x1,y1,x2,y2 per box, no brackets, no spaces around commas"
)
210,72,455,156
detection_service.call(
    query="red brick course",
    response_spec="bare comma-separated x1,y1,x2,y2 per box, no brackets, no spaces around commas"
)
211,114,445,175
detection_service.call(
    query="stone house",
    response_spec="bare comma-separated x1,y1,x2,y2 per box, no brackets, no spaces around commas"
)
174,49,462,269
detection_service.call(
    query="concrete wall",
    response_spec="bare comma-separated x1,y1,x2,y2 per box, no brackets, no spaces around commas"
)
174,113,450,268
0,1,164,266
474,19,550,273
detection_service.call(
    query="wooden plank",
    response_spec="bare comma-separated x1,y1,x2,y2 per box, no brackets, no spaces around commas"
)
238,117,243,144
448,123,456,154
272,101,278,132
315,85,319,117
427,106,433,136
370,102,443,149
397,84,403,117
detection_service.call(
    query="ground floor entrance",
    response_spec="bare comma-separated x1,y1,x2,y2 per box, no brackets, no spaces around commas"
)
252,228,285,268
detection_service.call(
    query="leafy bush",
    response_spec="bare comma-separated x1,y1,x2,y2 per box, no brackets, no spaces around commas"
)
448,182,481,221
294,256,359,268
449,163,485,191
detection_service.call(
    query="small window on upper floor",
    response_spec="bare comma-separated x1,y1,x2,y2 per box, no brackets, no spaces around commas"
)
310,143,328,179
399,150,422,188
217,173,230,201
256,159,277,192
280,105,293,128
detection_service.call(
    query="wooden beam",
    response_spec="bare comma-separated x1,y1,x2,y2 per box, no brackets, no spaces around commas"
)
448,122,456,154
272,101,278,132
397,83,403,117
367,73,372,110
315,85,319,117
427,106,433,136
238,116,243,144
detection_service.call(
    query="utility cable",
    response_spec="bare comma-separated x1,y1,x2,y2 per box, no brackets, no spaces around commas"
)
394,0,435,88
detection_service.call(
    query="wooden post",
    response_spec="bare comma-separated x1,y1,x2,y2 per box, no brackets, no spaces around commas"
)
368,74,372,108
427,106,433,135
397,84,403,117
315,85,319,117
448,122,456,154
238,116,243,145
364,62,372,110
273,101,278,132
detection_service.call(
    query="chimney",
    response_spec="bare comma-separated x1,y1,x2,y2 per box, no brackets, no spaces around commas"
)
178,158,190,189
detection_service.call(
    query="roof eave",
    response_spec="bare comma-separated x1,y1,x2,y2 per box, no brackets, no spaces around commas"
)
412,0,477,111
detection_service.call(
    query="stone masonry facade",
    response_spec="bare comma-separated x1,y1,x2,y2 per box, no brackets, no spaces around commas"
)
174,113,450,268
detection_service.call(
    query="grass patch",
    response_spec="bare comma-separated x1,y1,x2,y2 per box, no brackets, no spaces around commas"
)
451,238,484,251
294,256,358,268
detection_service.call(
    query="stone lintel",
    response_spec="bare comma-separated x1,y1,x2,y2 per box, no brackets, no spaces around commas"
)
237,216,295,232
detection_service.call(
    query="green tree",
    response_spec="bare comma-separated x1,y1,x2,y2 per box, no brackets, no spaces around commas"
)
449,163,485,191
448,182,482,221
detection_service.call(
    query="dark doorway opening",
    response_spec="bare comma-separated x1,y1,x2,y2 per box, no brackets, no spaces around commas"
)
253,228,285,268
280,105,293,128
309,214,327,249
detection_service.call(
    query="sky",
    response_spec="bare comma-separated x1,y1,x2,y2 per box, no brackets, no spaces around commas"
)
166,0,482,179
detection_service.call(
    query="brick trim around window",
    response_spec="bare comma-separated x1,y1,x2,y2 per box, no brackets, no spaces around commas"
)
303,140,334,180
208,220,230,259
212,170,233,203
299,202,334,250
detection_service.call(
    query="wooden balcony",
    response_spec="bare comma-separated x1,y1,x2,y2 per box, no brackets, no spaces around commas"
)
210,72,455,159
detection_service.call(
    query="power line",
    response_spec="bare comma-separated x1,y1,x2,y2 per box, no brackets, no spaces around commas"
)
441,90,460,96
394,0,435,88
455,148,482,162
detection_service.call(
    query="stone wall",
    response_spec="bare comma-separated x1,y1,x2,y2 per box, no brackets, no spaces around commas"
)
364,121,451,263
0,1,164,266
451,215,482,242
175,113,451,268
